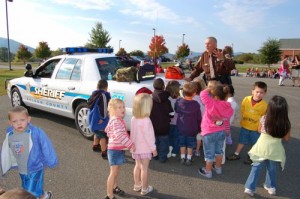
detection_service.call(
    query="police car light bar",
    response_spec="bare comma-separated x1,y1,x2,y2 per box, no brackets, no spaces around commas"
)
62,47,114,54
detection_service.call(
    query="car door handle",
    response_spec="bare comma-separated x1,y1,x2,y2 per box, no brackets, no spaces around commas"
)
68,86,75,90
42,84,48,87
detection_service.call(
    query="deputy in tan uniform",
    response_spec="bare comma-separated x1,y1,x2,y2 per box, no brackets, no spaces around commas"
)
186,37,235,85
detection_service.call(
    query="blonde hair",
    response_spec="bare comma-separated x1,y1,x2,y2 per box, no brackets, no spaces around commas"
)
182,82,196,97
132,93,153,118
8,106,29,120
108,98,125,117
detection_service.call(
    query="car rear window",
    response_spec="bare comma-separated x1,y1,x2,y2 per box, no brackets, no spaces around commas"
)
96,57,122,80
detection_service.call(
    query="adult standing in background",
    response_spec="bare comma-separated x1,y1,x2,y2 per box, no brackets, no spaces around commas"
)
290,55,300,87
186,37,235,85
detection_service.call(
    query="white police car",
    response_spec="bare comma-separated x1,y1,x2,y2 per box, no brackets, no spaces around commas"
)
6,47,172,139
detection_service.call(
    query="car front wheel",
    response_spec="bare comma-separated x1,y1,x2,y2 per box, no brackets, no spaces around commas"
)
75,102,93,140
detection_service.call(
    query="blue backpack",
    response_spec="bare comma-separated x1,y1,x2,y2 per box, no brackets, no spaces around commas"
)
88,93,109,132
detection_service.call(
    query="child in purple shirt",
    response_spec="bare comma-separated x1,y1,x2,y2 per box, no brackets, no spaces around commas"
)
175,82,201,165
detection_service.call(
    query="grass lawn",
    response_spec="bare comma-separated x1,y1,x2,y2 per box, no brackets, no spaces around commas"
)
0,69,24,96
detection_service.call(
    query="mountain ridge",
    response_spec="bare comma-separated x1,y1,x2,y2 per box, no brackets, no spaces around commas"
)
0,37,35,53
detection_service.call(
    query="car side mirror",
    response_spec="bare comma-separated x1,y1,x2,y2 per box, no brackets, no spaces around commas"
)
24,64,33,77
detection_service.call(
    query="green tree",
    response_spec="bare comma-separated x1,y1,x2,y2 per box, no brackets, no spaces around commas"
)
86,22,111,48
116,48,128,56
148,35,168,58
16,44,32,64
258,38,281,67
35,41,51,59
130,50,144,57
51,48,63,57
175,43,190,60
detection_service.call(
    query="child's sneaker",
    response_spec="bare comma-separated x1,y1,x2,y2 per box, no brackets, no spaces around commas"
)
167,146,173,158
194,150,201,157
243,155,252,165
264,184,276,195
141,185,153,196
171,153,177,157
92,144,101,152
198,167,212,178
45,191,53,199
226,153,240,161
185,159,192,166
180,158,185,165
212,165,222,174
113,186,125,196
244,188,254,197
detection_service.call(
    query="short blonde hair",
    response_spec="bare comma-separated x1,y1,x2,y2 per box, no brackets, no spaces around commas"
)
0,188,36,199
108,98,125,117
8,106,29,120
182,82,196,97
132,93,153,118
193,77,206,94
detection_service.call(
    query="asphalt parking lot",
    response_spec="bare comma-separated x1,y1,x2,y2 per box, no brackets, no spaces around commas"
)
0,76,299,199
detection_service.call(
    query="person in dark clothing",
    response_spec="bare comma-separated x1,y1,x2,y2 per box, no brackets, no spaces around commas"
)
175,82,202,165
88,80,111,159
150,78,174,163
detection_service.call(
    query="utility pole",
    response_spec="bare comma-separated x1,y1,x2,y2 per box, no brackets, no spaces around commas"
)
119,40,122,50
6,0,13,70
182,33,185,45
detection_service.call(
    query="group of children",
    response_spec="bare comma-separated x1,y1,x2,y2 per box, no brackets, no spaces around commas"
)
0,77,291,199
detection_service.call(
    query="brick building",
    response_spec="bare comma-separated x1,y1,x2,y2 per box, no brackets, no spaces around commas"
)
280,38,300,58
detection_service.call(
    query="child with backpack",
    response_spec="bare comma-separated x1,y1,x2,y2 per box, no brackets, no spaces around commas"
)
88,80,111,159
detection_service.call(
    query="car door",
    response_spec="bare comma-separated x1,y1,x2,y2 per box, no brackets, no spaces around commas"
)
22,58,62,110
45,57,83,118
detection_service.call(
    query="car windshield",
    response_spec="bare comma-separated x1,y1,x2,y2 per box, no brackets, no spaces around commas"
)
96,57,122,80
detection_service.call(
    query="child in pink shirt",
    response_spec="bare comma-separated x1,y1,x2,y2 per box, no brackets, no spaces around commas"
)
131,93,157,196
198,85,233,178
105,99,135,199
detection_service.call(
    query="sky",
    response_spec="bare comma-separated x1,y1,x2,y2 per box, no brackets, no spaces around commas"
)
0,0,300,54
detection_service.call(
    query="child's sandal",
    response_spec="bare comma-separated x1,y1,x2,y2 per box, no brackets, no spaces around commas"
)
113,186,125,196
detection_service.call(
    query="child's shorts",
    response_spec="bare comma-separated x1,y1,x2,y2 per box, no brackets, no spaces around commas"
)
178,135,196,148
19,169,44,197
108,149,125,166
196,133,202,141
132,153,152,160
239,127,260,145
202,131,225,162
94,130,108,139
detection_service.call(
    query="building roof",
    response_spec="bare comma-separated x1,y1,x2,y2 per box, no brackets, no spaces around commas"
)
280,39,300,50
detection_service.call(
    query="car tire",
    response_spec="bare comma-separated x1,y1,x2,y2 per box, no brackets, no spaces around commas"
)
75,102,94,140
11,87,26,108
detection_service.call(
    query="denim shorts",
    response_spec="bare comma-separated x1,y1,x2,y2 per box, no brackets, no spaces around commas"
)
107,150,125,166
20,169,44,197
178,135,196,149
94,130,108,139
202,131,225,162
239,127,260,145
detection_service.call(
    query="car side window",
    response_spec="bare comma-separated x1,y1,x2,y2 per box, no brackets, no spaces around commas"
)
70,59,82,80
36,59,61,78
96,57,122,80
56,58,80,80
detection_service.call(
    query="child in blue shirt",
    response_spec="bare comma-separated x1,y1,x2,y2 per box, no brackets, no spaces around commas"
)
1,106,58,199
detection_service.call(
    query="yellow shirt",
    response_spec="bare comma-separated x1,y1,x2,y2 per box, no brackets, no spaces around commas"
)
240,96,267,131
